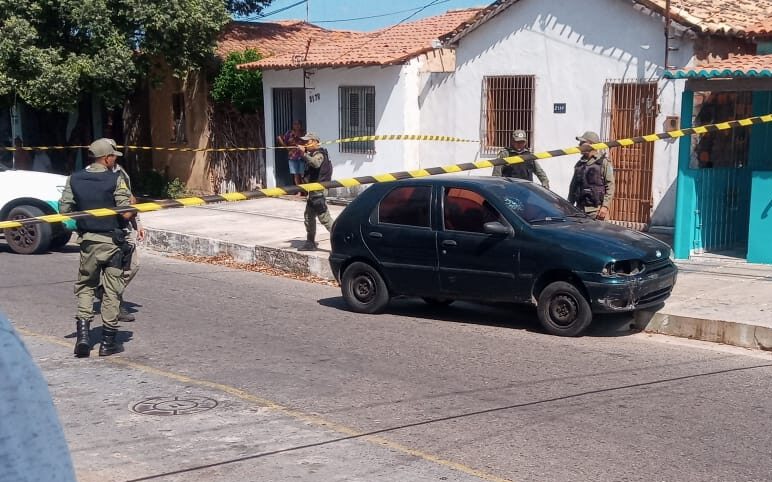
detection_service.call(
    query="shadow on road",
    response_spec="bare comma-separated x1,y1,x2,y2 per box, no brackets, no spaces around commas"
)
0,241,79,255
317,296,640,338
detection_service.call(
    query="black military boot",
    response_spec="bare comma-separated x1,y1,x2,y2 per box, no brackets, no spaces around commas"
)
98,328,123,356
74,318,91,358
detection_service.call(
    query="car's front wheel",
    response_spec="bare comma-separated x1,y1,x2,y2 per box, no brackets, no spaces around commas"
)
3,205,52,254
536,281,592,336
341,262,390,314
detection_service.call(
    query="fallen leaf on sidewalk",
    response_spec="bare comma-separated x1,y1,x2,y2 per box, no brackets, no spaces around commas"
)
171,254,340,287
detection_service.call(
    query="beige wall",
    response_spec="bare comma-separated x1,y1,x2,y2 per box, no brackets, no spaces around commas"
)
148,65,213,194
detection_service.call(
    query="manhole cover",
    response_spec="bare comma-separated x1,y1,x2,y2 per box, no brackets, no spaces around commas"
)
131,396,218,416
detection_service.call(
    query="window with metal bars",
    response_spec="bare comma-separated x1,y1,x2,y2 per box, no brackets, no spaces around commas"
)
480,76,535,155
339,86,375,153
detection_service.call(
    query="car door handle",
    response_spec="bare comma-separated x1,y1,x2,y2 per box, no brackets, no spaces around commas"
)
441,240,457,247
368,232,383,239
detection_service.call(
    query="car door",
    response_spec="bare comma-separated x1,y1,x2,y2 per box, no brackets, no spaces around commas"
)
363,185,439,297
437,186,519,302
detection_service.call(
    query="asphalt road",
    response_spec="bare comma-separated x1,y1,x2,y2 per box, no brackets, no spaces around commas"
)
2,245,771,482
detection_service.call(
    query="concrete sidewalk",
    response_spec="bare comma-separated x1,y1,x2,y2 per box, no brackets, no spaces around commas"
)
142,197,772,351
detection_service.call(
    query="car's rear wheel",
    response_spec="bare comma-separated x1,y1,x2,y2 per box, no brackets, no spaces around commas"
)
341,262,390,314
3,205,52,254
536,281,592,336
422,297,454,307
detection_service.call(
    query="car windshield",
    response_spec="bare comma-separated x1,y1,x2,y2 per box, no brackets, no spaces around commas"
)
495,182,585,224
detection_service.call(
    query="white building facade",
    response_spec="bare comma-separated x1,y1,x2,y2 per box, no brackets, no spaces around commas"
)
258,0,700,228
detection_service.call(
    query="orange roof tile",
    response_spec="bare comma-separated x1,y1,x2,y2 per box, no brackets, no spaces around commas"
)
747,19,772,36
216,20,359,59
639,0,772,36
241,8,481,70
665,54,772,78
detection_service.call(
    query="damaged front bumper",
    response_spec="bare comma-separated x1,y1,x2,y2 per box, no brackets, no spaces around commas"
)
581,261,678,313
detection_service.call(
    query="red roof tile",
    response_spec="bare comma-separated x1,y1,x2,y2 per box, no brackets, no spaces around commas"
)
665,54,772,78
241,8,481,70
216,20,359,59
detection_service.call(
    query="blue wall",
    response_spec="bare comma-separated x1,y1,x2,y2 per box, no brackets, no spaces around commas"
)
673,91,695,259
747,91,772,263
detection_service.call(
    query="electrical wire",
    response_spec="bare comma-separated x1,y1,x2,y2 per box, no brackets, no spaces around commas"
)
313,0,450,24
242,0,308,21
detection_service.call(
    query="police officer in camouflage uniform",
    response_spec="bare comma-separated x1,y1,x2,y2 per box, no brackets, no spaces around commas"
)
493,129,550,189
295,132,334,251
568,131,616,221
59,139,136,357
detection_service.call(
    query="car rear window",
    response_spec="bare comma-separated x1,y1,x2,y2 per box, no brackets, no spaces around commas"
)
378,186,431,227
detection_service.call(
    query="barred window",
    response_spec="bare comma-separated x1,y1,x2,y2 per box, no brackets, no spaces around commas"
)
480,76,535,155
339,86,375,154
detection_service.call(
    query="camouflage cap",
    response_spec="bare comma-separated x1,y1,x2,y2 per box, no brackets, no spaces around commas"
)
512,130,528,142
88,138,123,158
300,132,320,142
576,131,601,144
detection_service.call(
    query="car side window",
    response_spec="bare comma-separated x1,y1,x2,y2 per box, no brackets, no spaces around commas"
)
443,188,502,233
378,186,431,228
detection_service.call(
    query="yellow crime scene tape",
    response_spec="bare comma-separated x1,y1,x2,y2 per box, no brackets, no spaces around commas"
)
1,114,771,230
0,134,477,153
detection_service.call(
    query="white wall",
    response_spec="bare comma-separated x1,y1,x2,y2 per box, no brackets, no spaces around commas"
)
419,0,696,226
262,63,423,187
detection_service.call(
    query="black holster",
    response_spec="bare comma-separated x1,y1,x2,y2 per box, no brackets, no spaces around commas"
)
308,192,328,216
111,229,135,270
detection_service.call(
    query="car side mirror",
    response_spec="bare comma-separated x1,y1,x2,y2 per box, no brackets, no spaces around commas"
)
483,221,512,236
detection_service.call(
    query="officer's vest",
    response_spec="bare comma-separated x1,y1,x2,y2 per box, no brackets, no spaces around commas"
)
306,148,333,183
572,155,608,208
70,168,123,233
500,147,535,180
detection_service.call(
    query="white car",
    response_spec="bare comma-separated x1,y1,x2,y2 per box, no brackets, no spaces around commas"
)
0,163,74,254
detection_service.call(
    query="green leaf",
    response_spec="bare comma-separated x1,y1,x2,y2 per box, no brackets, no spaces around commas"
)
0,0,273,111
211,49,263,113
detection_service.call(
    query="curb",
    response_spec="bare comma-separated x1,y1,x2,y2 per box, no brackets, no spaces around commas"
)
634,310,772,351
144,228,335,280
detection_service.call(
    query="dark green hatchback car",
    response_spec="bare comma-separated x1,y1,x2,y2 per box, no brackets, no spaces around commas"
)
329,176,677,336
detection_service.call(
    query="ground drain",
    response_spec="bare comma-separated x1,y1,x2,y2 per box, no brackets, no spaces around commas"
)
131,396,218,416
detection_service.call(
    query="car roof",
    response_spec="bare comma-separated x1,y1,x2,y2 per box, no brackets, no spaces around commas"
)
381,175,527,189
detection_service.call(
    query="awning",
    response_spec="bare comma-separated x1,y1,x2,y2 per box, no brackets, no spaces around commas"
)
664,54,772,79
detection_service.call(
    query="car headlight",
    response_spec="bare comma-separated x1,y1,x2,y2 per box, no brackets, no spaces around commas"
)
602,259,645,277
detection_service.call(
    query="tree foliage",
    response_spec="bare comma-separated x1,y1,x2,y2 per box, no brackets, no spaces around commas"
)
0,0,272,112
211,49,263,114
